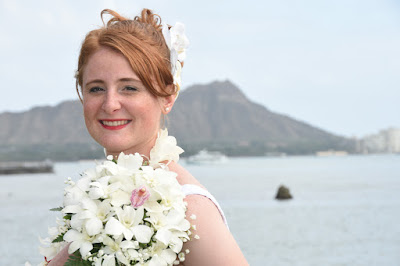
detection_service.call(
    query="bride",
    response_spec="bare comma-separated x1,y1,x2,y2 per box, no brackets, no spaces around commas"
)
47,8,248,265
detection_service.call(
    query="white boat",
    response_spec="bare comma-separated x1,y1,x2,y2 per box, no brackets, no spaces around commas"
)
0,160,53,175
186,150,228,165
316,150,348,157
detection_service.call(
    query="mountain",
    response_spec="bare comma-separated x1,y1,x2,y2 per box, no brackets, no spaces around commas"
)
170,80,339,142
0,80,355,161
168,80,354,155
0,100,90,145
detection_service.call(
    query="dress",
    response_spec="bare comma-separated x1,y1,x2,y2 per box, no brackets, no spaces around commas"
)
181,184,229,229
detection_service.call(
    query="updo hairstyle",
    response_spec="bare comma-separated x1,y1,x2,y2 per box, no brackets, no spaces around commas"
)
75,9,178,100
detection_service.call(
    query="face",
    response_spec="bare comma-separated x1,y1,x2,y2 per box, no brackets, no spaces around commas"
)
82,47,172,156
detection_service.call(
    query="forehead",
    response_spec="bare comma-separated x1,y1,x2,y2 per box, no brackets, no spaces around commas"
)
83,47,139,82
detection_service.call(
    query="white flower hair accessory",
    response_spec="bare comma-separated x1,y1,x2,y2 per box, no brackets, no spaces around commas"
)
162,22,189,95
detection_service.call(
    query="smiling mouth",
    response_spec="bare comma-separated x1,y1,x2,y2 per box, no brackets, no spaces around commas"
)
100,120,131,126
99,120,132,130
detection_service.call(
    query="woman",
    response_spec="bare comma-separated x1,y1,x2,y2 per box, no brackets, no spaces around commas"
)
48,8,248,265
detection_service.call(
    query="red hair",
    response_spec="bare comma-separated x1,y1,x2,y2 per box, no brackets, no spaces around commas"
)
75,9,176,100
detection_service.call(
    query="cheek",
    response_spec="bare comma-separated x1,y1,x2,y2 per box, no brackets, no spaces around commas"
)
136,107,160,125
83,100,99,124
133,98,162,121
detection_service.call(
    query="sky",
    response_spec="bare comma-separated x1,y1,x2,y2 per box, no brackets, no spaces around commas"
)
1,0,399,138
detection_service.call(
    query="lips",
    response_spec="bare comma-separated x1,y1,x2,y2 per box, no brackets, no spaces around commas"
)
100,119,131,130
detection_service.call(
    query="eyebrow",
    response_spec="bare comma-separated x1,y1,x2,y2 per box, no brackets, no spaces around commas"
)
84,78,141,87
85,79,103,88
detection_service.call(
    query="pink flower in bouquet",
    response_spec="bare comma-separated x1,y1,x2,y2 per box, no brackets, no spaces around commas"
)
130,185,150,207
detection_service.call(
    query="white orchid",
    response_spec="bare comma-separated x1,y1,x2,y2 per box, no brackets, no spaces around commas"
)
169,22,189,62
149,129,184,168
40,129,195,265
149,208,190,252
63,179,90,206
162,22,189,92
100,235,132,266
88,176,121,200
147,242,177,266
78,199,112,236
105,206,153,243
38,224,68,260
116,152,143,171
64,228,97,259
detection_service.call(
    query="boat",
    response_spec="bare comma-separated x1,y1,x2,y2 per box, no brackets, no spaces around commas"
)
186,150,228,165
315,150,348,157
0,160,54,175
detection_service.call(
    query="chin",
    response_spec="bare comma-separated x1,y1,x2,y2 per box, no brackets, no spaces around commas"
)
101,141,130,154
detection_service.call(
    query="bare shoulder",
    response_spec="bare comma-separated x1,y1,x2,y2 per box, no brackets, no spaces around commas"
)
167,162,203,188
181,195,248,266
167,162,248,265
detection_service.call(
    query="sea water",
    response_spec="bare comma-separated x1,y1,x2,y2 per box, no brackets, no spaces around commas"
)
0,155,399,265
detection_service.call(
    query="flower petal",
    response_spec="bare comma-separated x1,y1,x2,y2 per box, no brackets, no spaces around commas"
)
68,239,82,254
116,251,129,265
103,255,116,266
161,248,177,264
63,229,83,242
104,217,124,237
79,241,93,258
132,225,153,243
155,228,172,246
169,236,183,253
110,190,130,207
85,217,103,236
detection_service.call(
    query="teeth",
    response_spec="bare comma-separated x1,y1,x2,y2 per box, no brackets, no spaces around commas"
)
102,120,129,126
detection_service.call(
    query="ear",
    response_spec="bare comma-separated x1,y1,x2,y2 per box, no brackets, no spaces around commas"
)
160,91,177,115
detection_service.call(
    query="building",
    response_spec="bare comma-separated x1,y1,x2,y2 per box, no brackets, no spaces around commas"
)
358,128,400,154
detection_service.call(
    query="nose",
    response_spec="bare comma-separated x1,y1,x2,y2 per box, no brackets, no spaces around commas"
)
102,90,121,114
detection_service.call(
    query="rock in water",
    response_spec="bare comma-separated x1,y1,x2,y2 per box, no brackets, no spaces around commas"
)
275,185,293,200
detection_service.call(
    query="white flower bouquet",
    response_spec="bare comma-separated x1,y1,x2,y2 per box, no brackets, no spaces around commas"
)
39,130,197,266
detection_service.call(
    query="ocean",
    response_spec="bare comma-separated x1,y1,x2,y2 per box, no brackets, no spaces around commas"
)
0,155,399,265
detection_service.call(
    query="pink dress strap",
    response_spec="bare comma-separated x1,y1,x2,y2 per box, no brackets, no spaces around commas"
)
181,184,229,229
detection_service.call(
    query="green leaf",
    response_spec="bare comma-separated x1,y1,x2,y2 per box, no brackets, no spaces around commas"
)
139,242,150,249
65,251,92,266
91,243,102,253
63,214,72,220
52,232,65,243
49,207,63,212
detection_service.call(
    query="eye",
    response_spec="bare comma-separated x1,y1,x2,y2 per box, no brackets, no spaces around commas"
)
89,86,104,93
124,86,138,91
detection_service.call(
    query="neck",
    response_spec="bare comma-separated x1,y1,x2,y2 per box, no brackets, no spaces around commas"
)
105,132,159,160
